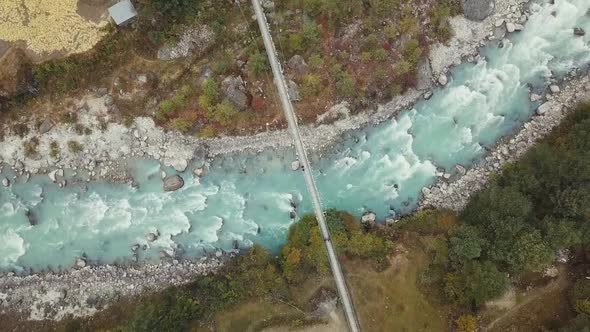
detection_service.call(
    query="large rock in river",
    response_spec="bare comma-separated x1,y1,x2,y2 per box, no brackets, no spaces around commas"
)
163,175,184,192
462,0,495,21
0,48,34,99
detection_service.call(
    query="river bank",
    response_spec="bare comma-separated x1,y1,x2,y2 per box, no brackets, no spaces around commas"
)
1,0,585,322
0,0,520,184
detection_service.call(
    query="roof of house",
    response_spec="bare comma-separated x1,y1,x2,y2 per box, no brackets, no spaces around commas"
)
108,0,138,25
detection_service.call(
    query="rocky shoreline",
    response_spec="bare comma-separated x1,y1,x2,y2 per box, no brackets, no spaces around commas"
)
0,253,232,321
0,0,553,322
420,72,590,211
0,0,520,185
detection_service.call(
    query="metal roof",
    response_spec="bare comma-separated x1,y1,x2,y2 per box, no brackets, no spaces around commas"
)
108,0,138,25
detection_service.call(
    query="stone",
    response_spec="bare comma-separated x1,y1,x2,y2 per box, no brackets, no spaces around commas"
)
506,22,516,33
574,27,586,36
75,257,87,268
221,76,250,111
360,212,376,228
438,74,448,86
291,160,300,171
416,58,433,91
287,79,301,101
131,244,140,252
549,85,560,94
462,0,495,21
104,95,114,106
171,159,188,172
96,87,108,97
536,102,552,115
530,93,542,102
287,55,309,75
423,91,433,100
157,25,214,61
147,233,158,242
453,164,467,176
163,175,184,192
48,170,58,182
1,178,9,187
39,119,54,134
193,167,205,177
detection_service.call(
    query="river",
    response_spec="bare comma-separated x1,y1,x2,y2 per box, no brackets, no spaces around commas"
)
0,0,589,272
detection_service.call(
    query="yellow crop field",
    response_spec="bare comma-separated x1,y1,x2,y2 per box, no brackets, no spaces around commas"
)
0,0,107,56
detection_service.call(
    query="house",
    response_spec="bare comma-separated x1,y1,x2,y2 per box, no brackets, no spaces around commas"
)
108,0,138,26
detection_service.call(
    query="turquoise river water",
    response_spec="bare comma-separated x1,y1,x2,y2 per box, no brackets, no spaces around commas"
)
1,0,589,272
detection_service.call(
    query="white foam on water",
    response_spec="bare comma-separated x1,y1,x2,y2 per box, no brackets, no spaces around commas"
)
1,0,590,270
0,230,28,269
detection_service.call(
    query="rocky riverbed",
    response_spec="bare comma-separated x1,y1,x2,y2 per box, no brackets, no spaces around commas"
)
420,72,590,211
0,0,560,322
0,253,231,321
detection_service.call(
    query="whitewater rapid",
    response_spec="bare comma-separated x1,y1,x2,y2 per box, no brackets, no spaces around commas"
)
1,0,589,271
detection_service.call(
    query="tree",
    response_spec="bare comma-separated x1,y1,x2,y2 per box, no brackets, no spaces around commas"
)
449,226,485,267
513,230,554,273
463,260,508,305
543,217,582,250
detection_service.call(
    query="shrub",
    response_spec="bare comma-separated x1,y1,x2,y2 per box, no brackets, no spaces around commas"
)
50,141,60,159
300,74,322,97
373,49,389,62
23,138,39,158
171,118,193,133
360,52,373,63
248,52,269,77
400,16,418,35
572,279,590,315
212,100,238,126
455,314,477,332
384,24,398,39
67,140,83,153
336,72,356,98
198,125,217,138
308,54,324,69
402,39,422,66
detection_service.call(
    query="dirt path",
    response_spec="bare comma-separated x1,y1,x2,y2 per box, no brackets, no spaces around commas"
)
484,267,570,331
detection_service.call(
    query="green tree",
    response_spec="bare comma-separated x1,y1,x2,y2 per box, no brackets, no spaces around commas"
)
513,230,554,273
463,260,508,305
449,226,485,267
543,217,582,250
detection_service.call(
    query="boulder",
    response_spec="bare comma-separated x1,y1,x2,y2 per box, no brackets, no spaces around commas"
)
26,210,37,226
287,79,301,101
416,58,433,91
0,48,33,99
536,102,552,115
462,0,495,21
574,28,586,36
75,257,87,268
549,85,560,94
506,22,515,33
291,160,300,171
39,119,54,134
221,76,250,111
163,175,184,192
438,74,448,86
193,167,205,177
147,233,158,242
1,178,9,187
287,55,309,75
361,212,376,228
423,91,433,100
530,93,542,102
